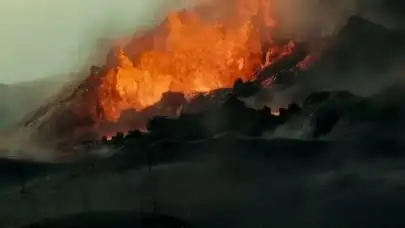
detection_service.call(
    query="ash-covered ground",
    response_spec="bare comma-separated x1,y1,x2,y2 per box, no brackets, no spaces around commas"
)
3,15,405,228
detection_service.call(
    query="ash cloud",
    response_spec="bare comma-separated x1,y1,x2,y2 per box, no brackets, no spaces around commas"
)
271,0,358,40
271,0,405,39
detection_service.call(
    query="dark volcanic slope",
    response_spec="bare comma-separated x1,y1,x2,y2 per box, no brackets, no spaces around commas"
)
2,137,405,228
297,16,405,95
5,85,405,227
0,78,66,129
2,88,405,227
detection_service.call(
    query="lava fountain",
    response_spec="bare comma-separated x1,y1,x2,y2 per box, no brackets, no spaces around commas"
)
18,0,315,151
81,0,297,122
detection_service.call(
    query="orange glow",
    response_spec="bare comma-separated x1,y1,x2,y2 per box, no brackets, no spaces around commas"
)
84,0,298,122
271,109,280,116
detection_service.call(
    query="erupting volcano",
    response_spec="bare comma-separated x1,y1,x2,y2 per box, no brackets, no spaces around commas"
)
21,0,315,149
4,0,405,224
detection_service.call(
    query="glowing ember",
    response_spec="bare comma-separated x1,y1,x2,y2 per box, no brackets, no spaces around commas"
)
271,109,280,116
296,54,318,70
79,0,299,122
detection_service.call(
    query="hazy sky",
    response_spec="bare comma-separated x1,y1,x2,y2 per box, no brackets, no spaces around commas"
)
0,0,183,84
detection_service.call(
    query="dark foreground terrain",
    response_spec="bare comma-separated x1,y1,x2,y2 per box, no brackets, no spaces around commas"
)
1,136,405,227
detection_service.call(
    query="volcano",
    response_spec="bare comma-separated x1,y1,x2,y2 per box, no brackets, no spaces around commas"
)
5,3,405,227
17,0,313,151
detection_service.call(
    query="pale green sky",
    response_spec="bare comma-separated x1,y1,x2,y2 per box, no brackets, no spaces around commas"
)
0,0,186,84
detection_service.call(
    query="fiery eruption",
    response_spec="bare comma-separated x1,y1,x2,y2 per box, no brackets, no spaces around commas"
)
84,0,298,122
18,0,317,150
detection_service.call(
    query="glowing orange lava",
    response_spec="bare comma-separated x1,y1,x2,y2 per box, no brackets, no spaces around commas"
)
86,0,297,122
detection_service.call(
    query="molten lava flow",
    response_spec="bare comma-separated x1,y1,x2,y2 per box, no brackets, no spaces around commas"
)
88,0,298,122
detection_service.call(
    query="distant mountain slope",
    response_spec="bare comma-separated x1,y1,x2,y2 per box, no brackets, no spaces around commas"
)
0,77,70,129
297,16,405,96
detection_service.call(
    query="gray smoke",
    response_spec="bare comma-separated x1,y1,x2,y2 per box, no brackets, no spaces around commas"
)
271,0,405,39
